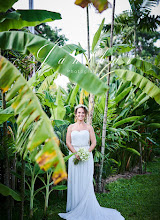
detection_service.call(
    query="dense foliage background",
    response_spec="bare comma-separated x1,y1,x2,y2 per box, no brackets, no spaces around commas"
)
0,0,160,219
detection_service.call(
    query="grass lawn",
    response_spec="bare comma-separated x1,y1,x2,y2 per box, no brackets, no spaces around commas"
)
22,157,160,220
96,157,160,220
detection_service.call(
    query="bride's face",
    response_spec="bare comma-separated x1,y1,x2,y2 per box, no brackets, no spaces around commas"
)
76,107,85,121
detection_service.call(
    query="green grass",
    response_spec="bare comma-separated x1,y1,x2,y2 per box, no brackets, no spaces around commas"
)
96,157,160,220
10,157,160,220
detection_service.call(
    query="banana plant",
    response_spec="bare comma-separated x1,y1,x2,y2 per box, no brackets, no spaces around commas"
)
0,0,62,31
0,56,67,185
51,86,66,120
0,31,108,96
0,106,14,124
0,27,108,182
37,153,74,214
74,0,111,13
24,160,44,217
38,169,66,214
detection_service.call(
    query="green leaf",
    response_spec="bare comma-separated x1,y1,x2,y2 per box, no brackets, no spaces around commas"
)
0,31,108,95
0,106,14,124
92,18,105,52
0,10,62,31
64,153,76,162
68,84,80,107
114,69,160,105
52,185,67,190
37,75,56,93
0,11,20,23
0,0,18,12
17,10,61,22
0,114,14,124
113,116,144,128
126,148,140,156
104,44,133,57
116,57,160,80
119,145,140,156
53,120,70,127
0,56,67,185
62,44,86,55
52,87,66,120
131,58,160,79
132,93,150,111
148,123,160,128
113,86,132,105
0,183,21,201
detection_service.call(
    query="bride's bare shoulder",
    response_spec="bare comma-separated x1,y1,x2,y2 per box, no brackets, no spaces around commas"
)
87,124,94,132
67,123,76,131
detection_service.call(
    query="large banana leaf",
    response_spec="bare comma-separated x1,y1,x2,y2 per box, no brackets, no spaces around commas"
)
113,116,144,128
0,10,62,31
112,86,132,106
116,57,160,79
114,69,160,105
0,0,18,12
0,56,67,185
104,44,133,57
131,58,160,79
0,106,14,124
52,87,66,120
0,31,107,96
132,93,150,112
68,84,80,107
62,44,86,55
0,183,21,201
37,75,56,93
92,18,105,52
0,11,20,23
28,65,57,88
148,123,160,128
119,146,140,156
75,0,111,13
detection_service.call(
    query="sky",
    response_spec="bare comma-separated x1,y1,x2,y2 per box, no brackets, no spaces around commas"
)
14,0,160,49
14,0,160,88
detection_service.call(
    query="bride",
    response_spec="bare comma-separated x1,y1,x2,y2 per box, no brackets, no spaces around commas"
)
58,104,125,220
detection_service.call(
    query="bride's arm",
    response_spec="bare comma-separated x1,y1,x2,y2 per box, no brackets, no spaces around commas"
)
66,125,80,160
88,125,96,152
66,125,76,153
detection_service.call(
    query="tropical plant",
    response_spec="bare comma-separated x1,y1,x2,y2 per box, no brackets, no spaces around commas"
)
0,183,21,201
103,0,160,56
0,56,67,185
0,0,62,31
75,0,111,13
36,23,68,46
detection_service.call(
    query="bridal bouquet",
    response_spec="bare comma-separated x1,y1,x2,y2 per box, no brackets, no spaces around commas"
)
73,147,90,165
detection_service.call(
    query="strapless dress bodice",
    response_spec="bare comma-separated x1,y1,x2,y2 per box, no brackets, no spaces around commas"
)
71,130,90,147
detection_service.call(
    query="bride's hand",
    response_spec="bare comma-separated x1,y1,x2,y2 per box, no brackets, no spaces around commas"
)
75,154,80,160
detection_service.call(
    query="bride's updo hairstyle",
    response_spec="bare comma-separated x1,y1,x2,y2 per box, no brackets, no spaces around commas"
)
74,104,88,122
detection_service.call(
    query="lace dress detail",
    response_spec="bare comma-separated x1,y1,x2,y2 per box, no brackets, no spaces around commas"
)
58,130,125,220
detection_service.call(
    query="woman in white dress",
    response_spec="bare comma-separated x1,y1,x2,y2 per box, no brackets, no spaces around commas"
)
58,104,125,220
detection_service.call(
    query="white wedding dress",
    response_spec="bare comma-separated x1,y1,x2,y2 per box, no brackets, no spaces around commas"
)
58,130,125,220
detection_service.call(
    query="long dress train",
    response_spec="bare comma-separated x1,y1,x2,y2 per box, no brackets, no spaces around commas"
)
58,130,125,220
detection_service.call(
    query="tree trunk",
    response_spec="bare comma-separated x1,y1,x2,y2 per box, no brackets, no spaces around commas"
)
2,92,11,219
139,141,143,174
86,6,95,125
134,25,137,57
86,6,90,62
98,0,116,193
20,156,25,220
11,153,17,214
87,93,95,125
